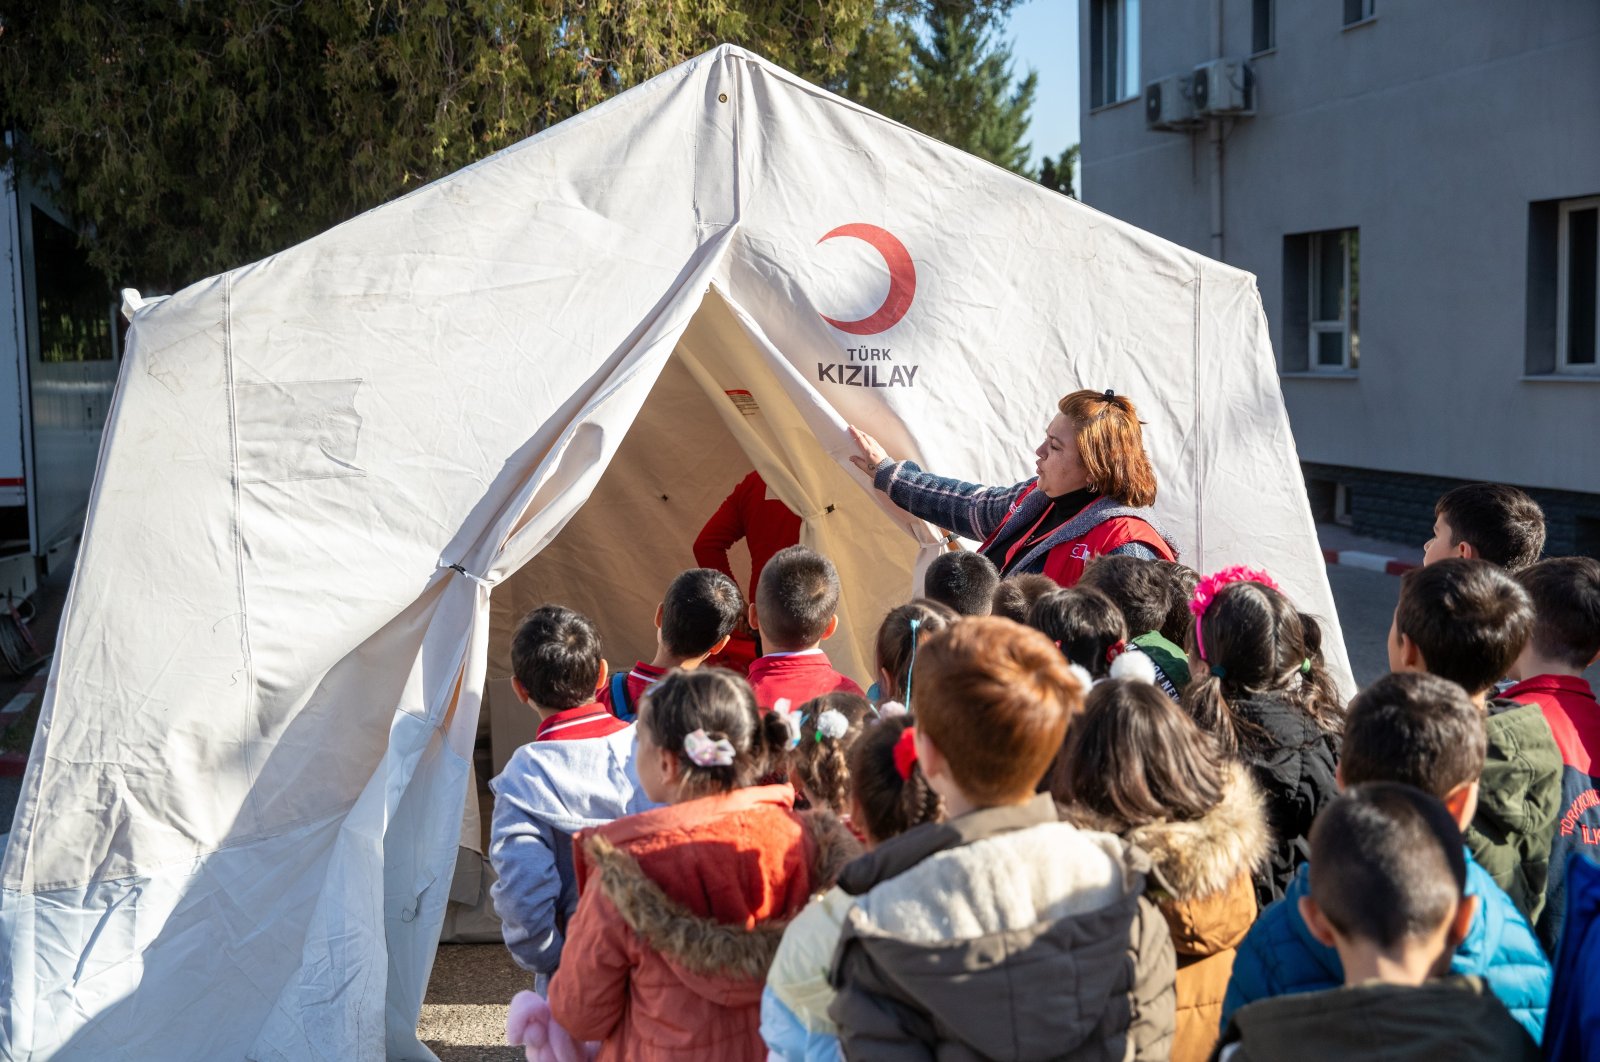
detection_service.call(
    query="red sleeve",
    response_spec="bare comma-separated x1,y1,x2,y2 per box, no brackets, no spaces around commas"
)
547,881,636,1043
693,472,758,582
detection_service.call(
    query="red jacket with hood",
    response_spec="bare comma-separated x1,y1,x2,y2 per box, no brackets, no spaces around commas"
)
549,784,855,1062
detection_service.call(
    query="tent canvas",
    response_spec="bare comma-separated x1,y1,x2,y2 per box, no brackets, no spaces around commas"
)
0,45,1349,1059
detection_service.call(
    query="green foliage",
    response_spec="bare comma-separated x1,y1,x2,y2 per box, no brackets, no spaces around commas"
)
0,0,1034,290
1038,143,1079,198
891,5,1037,176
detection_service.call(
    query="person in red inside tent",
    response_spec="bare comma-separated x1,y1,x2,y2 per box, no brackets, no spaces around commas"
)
693,470,802,673
847,389,1177,587
598,568,744,723
746,545,863,711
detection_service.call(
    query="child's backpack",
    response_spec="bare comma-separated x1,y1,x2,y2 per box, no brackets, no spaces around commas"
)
608,672,637,723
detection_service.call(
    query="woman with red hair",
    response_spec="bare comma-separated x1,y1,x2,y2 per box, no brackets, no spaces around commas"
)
848,389,1176,587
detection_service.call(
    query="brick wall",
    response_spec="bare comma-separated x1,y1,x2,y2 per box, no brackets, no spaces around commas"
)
1301,462,1600,559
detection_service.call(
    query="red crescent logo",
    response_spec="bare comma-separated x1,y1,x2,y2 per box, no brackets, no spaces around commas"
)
816,224,917,335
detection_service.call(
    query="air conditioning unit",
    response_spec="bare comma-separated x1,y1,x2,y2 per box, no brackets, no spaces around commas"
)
1145,75,1201,131
1191,59,1254,116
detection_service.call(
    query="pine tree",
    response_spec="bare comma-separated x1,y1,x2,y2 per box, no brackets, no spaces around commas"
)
899,5,1037,176
1039,144,1080,198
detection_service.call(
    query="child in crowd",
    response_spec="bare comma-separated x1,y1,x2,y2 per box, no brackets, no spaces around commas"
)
828,618,1176,1059
1028,586,1128,680
869,599,957,706
922,549,999,617
746,546,863,709
762,715,945,1060
1215,784,1539,1062
1158,560,1200,649
1506,556,1600,950
1390,557,1561,925
1054,676,1269,1062
694,470,803,673
1423,482,1546,572
1080,554,1191,696
599,567,743,721
1184,568,1342,907
989,571,1057,623
1223,671,1551,1042
785,691,872,823
489,606,657,981
548,669,857,1061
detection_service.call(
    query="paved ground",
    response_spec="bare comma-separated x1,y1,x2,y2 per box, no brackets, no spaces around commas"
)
1327,562,1401,686
417,945,528,1060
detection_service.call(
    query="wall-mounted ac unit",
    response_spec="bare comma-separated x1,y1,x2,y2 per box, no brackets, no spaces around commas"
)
1191,59,1254,116
1145,75,1202,132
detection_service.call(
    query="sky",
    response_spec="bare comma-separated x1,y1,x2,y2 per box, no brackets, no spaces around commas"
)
1004,0,1081,172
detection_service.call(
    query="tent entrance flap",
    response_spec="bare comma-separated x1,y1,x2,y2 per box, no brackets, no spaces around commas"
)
489,287,920,696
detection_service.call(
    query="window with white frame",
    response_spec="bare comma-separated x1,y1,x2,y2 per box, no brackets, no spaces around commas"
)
1308,229,1360,371
1344,0,1376,25
1558,197,1599,372
1089,0,1141,108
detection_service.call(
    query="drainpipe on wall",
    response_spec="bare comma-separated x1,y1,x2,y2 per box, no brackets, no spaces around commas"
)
1209,0,1225,260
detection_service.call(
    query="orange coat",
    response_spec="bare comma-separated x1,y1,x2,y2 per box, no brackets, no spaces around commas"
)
1066,766,1269,1062
548,784,856,1062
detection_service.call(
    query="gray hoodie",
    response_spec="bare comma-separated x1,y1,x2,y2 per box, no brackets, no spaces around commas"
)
828,794,1176,1061
488,724,657,974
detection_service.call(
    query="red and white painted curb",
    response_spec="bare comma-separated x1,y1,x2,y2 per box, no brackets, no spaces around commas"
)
1322,548,1418,577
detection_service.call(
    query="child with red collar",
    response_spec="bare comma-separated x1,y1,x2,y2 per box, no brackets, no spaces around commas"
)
598,568,743,723
489,606,656,982
1505,556,1600,950
745,546,863,711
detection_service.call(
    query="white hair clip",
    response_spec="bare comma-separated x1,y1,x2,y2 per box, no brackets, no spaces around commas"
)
684,728,736,767
874,700,909,720
772,698,804,749
815,709,850,741
1109,649,1158,685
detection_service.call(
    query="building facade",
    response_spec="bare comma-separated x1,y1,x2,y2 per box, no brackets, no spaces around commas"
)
1078,0,1600,554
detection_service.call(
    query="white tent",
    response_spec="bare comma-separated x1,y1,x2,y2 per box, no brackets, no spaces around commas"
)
0,45,1350,1059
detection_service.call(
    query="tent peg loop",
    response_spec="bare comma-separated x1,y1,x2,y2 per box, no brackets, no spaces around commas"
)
440,561,492,588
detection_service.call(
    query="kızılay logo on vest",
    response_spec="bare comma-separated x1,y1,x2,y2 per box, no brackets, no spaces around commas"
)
815,224,920,389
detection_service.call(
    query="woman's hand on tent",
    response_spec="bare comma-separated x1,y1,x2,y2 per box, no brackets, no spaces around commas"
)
847,426,889,475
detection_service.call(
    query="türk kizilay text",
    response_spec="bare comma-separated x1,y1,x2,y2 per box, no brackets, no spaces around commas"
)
818,347,919,388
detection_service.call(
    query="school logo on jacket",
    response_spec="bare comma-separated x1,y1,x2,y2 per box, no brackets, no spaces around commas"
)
815,223,921,388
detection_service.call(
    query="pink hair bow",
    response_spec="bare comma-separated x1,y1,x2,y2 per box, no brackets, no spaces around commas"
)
1189,565,1281,662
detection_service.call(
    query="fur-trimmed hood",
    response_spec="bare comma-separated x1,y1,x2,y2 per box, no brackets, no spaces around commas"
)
580,791,859,1004
1066,765,1271,903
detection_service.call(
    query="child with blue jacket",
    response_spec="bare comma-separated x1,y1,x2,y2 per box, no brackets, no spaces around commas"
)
488,605,657,982
1222,672,1552,1041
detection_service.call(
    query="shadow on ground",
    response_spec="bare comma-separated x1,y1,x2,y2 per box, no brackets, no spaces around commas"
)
419,943,530,1061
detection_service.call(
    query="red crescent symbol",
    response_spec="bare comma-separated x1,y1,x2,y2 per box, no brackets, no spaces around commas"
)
816,224,917,335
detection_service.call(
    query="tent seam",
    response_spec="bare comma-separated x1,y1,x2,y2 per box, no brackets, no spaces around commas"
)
1193,266,1203,567
222,274,261,828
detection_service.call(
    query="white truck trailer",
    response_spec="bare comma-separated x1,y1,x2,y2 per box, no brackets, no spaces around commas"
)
0,132,120,603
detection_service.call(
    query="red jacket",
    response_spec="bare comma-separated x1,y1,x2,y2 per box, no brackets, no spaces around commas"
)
745,651,863,712
549,785,855,1062
693,471,802,601
978,484,1176,587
